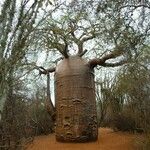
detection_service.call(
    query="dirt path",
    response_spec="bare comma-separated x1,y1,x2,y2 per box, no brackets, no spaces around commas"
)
27,128,138,150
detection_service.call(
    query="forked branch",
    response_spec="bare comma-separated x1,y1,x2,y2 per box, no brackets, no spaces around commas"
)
77,34,97,55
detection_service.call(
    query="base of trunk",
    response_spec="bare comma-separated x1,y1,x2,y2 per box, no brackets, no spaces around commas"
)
56,134,98,143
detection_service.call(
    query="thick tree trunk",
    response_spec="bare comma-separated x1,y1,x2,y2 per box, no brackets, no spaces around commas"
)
55,56,98,142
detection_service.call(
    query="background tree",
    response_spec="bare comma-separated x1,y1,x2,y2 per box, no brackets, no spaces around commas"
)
112,46,150,132
0,0,55,149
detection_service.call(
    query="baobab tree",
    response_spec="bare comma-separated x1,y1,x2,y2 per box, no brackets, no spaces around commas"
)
36,0,149,142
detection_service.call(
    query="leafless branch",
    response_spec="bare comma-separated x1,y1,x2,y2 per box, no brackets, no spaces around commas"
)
101,59,128,67
120,4,150,9
77,33,98,55
88,50,125,68
35,66,56,75
78,49,88,57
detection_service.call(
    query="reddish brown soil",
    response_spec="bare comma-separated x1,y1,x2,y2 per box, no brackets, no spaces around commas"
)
27,128,137,150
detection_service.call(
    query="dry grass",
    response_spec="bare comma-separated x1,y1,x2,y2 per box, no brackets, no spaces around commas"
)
134,135,150,150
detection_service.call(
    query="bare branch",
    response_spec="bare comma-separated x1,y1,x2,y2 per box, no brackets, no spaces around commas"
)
120,4,150,9
78,49,88,57
69,21,78,40
49,41,68,58
77,34,96,55
101,59,128,67
81,34,96,43
47,67,56,73
62,39,69,58
36,66,56,75
88,50,125,68
77,30,99,55
43,25,69,58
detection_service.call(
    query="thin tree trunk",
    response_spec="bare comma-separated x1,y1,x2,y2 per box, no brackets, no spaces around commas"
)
46,73,55,120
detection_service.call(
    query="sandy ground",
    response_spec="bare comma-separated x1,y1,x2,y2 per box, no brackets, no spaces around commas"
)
27,128,137,150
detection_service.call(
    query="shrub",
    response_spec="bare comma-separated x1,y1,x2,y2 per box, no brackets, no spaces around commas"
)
112,113,136,132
